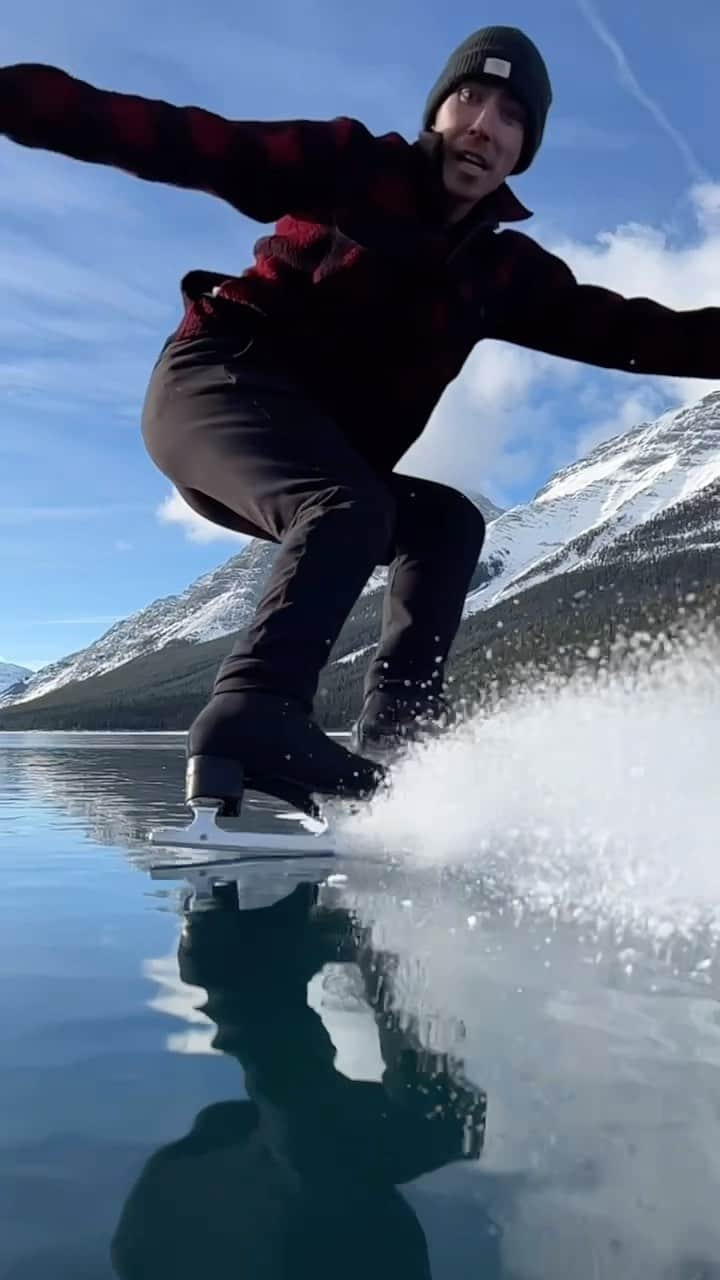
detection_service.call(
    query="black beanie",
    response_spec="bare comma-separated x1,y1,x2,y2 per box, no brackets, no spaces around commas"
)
423,27,552,174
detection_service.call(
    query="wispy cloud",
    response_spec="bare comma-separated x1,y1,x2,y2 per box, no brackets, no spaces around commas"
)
38,615,122,626
0,504,149,525
577,0,710,183
124,9,416,126
546,118,637,152
574,386,666,458
0,145,138,219
0,227,167,321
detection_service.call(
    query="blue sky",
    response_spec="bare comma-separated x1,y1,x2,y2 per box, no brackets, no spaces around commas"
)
1,0,719,671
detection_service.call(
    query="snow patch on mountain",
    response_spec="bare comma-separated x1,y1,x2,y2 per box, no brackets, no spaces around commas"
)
465,390,720,616
1,489,496,709
0,662,33,696
9,381,720,715
0,542,277,708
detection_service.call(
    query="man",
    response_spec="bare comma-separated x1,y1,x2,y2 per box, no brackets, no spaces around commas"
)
2,27,719,815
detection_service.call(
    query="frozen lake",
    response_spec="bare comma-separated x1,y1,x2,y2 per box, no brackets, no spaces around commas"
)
1,670,719,1278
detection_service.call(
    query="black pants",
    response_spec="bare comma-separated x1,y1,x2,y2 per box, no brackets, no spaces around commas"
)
141,336,486,712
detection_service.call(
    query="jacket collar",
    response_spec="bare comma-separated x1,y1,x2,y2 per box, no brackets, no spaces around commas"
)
483,182,533,225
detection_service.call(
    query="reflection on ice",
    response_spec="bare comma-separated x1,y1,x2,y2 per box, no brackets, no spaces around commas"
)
2,712,720,1275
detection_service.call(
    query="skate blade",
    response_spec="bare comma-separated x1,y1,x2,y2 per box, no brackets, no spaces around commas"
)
148,802,335,860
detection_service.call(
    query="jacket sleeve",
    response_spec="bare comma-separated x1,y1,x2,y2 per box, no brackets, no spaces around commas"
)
0,63,373,222
488,232,720,380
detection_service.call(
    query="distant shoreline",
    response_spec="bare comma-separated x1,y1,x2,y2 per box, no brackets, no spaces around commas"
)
0,728,350,738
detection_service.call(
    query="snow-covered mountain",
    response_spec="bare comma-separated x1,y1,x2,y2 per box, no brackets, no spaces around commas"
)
0,662,32,696
0,489,498,709
464,390,720,617
0,540,278,709
4,385,720,716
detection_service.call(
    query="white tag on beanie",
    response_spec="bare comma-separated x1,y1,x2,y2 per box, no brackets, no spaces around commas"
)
483,56,511,78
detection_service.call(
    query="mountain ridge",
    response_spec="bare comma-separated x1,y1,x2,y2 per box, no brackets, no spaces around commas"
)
0,489,500,709
0,662,33,696
2,391,719,724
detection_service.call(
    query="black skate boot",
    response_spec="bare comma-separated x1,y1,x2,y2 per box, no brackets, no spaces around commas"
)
187,690,386,816
350,687,455,763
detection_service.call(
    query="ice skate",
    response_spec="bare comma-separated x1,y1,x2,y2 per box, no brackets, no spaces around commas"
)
149,690,386,861
351,688,456,763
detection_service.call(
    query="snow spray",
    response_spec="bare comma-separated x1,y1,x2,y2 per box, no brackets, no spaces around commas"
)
339,618,720,967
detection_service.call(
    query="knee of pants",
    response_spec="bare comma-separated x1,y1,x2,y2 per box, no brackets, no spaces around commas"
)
297,481,396,559
433,486,487,558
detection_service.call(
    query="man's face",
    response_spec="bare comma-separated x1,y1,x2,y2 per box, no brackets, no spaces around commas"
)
433,80,526,220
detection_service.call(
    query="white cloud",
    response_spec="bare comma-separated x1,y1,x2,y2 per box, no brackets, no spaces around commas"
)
402,342,579,504
115,539,133,552
554,181,720,411
550,181,720,456
157,488,250,545
574,386,666,458
553,193,720,313
577,0,709,184
693,183,720,235
403,183,720,502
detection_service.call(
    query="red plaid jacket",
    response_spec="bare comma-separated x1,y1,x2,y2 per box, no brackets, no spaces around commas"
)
2,64,719,468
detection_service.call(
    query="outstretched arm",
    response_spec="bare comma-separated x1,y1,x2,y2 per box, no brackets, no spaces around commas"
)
490,232,720,380
0,63,374,221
